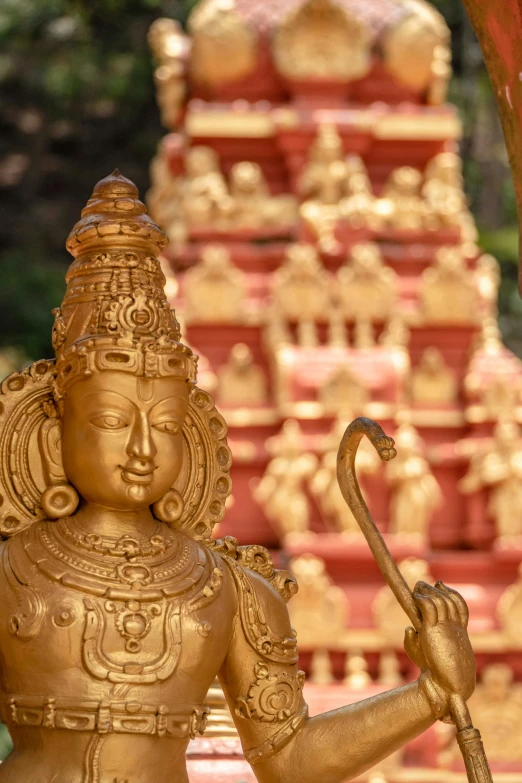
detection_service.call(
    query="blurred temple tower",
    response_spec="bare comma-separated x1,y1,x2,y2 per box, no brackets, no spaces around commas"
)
148,0,522,778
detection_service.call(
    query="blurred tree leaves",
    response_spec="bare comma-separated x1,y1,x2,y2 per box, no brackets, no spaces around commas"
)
0,0,197,360
0,0,521,360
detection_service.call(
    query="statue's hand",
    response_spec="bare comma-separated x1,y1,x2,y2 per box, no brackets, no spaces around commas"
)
404,581,476,718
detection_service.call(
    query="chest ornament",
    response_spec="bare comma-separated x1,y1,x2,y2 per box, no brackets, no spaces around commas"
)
8,521,224,684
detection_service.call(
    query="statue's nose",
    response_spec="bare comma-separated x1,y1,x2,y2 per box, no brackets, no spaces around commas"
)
127,411,157,461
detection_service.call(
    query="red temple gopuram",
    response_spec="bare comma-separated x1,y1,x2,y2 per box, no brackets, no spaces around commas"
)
147,1,522,779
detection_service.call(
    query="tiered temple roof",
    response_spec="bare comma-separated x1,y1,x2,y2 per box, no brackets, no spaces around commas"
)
149,1,522,778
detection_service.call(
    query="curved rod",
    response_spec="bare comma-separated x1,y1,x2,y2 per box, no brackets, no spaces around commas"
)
336,417,480,736
336,416,422,631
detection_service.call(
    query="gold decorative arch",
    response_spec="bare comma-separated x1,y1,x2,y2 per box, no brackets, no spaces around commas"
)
272,0,372,82
188,0,258,86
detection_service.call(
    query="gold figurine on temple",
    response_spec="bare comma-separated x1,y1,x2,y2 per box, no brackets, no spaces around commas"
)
0,171,487,783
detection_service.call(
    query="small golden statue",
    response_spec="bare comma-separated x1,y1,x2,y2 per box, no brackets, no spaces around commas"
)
217,343,267,407
386,422,442,537
183,244,246,323
229,162,297,229
0,172,483,783
311,418,379,533
376,166,426,231
459,416,522,541
498,563,522,645
411,347,458,405
297,124,352,206
299,125,375,251
272,243,331,322
337,243,397,322
253,420,317,539
319,364,369,415
373,558,434,646
287,554,348,649
182,145,233,229
422,152,469,229
439,664,522,765
148,18,187,129
420,245,477,324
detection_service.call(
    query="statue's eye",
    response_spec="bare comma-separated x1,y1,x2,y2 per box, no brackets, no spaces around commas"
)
153,420,180,435
90,415,127,430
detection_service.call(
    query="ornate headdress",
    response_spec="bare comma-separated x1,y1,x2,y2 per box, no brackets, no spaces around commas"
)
0,173,232,540
52,170,197,401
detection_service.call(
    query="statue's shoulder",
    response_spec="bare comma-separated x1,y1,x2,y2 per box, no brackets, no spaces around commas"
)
205,535,298,604
204,536,299,665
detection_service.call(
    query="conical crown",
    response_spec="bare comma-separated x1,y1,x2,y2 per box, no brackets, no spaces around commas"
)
53,171,196,396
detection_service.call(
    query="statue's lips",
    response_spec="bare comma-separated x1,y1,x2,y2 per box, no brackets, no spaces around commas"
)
119,465,156,485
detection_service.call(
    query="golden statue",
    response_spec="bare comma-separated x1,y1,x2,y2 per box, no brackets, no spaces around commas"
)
337,243,397,322
287,554,348,649
0,171,482,783
310,418,379,534
459,416,522,541
253,420,317,539
183,244,246,323
422,152,468,229
298,125,353,206
181,145,233,229
298,126,375,251
229,162,297,229
439,664,522,765
465,317,522,416
376,167,426,231
386,422,442,537
420,245,477,324
148,18,187,129
373,559,434,646
411,347,458,405
217,344,267,407
318,364,369,416
272,243,331,322
497,563,522,645
338,156,378,230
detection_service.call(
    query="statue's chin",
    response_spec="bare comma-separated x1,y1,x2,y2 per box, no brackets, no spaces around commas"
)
126,483,154,504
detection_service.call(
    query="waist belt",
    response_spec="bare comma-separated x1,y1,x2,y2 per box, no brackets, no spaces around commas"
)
4,696,210,739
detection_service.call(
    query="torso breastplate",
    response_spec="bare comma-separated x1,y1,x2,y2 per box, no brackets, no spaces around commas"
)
0,520,235,741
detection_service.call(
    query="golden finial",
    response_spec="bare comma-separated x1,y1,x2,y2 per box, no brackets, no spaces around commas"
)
66,170,168,257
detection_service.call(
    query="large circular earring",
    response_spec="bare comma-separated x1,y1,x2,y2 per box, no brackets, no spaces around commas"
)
41,482,80,520
152,488,184,527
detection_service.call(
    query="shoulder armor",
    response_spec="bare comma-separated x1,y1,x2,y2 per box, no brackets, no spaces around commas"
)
205,536,298,603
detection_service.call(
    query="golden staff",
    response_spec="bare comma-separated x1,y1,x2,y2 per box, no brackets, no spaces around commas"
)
336,416,493,783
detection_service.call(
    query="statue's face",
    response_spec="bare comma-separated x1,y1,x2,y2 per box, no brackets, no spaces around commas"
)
61,371,189,510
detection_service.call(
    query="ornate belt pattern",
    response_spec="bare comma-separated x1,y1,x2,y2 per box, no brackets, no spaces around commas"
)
5,696,210,739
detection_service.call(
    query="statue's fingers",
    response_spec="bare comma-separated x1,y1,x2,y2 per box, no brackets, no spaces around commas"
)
413,592,438,626
434,581,459,623
436,582,469,628
416,583,449,623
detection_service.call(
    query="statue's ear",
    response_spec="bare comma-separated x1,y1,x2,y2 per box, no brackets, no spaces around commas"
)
38,417,66,486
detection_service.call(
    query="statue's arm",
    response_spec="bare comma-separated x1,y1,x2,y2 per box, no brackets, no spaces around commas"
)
220,564,474,783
